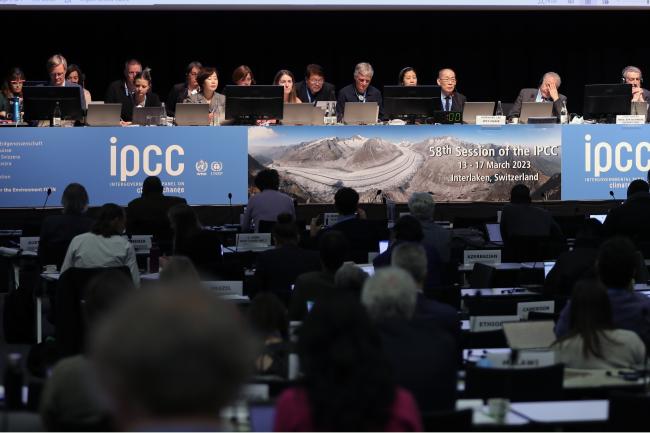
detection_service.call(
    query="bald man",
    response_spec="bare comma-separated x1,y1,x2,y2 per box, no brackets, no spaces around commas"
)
436,68,466,112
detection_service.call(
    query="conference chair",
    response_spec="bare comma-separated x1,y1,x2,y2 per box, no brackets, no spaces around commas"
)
608,391,650,431
503,235,565,262
257,220,276,234
422,408,473,432
468,262,495,288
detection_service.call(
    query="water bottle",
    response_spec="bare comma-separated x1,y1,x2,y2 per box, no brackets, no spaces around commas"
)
4,353,24,409
324,102,331,125
160,103,167,126
560,101,568,124
11,96,20,123
329,102,337,124
495,100,504,117
51,101,61,127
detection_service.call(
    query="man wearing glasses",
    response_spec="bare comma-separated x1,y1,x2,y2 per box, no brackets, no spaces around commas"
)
622,66,650,103
165,61,203,116
46,54,86,109
336,62,384,121
295,64,336,104
436,68,465,113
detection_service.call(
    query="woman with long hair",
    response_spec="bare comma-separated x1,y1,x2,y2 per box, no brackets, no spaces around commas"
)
120,68,162,123
274,69,301,103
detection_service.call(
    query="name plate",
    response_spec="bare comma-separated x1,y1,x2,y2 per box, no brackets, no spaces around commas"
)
236,233,271,249
485,350,556,368
204,280,243,296
517,300,555,319
127,235,152,253
469,315,519,332
19,236,39,253
464,249,501,265
616,115,646,125
477,115,506,126
241,384,270,402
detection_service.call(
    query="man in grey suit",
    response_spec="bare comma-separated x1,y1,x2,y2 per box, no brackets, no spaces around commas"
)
437,68,466,112
508,71,566,119
622,65,650,103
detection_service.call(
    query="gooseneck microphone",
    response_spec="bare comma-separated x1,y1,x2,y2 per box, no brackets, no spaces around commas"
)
609,191,616,200
42,188,52,209
227,193,234,225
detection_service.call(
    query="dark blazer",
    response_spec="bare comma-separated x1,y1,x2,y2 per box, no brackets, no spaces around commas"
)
336,84,384,120
509,88,567,118
414,293,461,343
603,191,650,241
500,203,563,242
165,82,192,116
38,213,94,268
120,92,162,122
543,247,598,297
173,229,223,278
104,80,131,106
323,217,385,263
288,270,337,321
438,92,466,112
126,193,187,249
294,81,336,103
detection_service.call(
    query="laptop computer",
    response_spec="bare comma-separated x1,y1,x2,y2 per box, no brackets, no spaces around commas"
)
543,261,555,279
462,102,496,124
342,102,379,125
379,240,389,254
502,320,556,350
520,102,553,124
282,103,323,125
85,103,122,126
485,223,503,245
132,106,163,126
631,101,648,119
589,214,607,223
175,103,209,126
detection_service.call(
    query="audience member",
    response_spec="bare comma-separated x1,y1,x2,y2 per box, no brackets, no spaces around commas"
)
361,267,458,412
274,69,301,103
603,179,650,245
184,66,226,124
294,64,336,103
126,175,187,252
553,279,645,369
65,64,92,108
105,58,142,105
336,62,384,120
61,203,139,286
408,192,451,262
120,68,162,123
91,286,254,431
39,182,94,269
242,169,295,232
436,68,465,112
248,292,290,377
509,71,567,119
159,255,202,288
399,67,417,86
232,65,255,86
555,237,650,348
334,262,368,299
622,66,650,103
166,61,202,116
46,54,86,109
0,67,25,120
274,295,422,431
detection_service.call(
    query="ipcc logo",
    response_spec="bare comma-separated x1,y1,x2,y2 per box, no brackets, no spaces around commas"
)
584,134,650,177
110,138,185,182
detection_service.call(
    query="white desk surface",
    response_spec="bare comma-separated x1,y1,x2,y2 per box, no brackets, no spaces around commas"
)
510,399,608,423
456,399,529,426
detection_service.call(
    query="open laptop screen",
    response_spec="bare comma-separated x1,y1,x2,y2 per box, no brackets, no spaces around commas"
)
485,223,502,244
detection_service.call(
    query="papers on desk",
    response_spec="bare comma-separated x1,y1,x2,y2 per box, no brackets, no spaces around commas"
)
510,400,608,423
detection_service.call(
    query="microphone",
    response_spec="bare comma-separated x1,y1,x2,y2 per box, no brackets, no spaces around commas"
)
42,187,52,209
227,193,234,225
374,189,382,203
609,190,616,200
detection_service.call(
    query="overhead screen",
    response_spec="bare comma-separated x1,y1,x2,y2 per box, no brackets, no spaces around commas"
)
2,0,650,9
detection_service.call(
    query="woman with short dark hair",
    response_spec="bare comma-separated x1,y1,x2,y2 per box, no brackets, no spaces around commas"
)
184,66,225,124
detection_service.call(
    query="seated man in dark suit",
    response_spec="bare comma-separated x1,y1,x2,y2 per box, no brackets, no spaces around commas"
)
336,62,384,121
361,267,458,412
289,230,349,321
603,180,650,246
165,61,202,116
436,68,466,113
622,66,650,104
294,64,336,104
46,54,86,112
508,71,567,120
104,59,142,106
126,176,187,251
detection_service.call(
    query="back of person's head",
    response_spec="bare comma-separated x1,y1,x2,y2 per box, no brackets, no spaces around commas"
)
627,179,649,198
141,176,163,197
334,187,359,215
391,242,427,287
575,218,603,248
318,230,349,273
61,182,89,215
159,255,201,288
91,203,124,237
408,192,435,221
248,292,288,339
91,286,254,429
597,237,637,289
84,269,135,328
168,204,201,238
510,184,531,204
393,215,423,242
361,267,418,321
334,263,368,299
297,295,394,431
254,169,280,191
272,213,299,245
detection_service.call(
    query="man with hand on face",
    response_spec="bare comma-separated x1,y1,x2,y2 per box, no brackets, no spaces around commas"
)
295,64,336,104
509,71,567,119
437,68,466,112
336,62,384,121
622,65,650,103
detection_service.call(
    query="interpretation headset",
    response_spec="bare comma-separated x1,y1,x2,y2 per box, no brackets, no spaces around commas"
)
622,66,644,83
398,67,415,85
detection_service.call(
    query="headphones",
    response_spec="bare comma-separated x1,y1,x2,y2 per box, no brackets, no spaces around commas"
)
622,66,644,83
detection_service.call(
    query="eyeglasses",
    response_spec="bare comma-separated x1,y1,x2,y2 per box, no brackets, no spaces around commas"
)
50,72,65,77
9,80,24,85
439,77,457,83
188,72,199,77
309,78,324,85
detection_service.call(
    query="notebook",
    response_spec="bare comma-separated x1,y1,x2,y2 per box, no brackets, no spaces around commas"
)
462,102,496,124
174,103,209,126
85,103,122,126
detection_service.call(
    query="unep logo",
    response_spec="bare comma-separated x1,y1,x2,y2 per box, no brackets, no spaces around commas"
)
195,160,208,173
211,161,223,172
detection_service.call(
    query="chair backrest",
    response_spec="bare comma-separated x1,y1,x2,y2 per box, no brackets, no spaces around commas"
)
468,262,495,288
503,235,564,262
608,391,650,431
464,363,564,401
257,220,276,234
422,408,473,432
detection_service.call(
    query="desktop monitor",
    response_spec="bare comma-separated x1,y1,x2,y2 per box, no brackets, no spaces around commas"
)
383,85,440,121
224,85,283,124
23,85,84,121
583,83,632,122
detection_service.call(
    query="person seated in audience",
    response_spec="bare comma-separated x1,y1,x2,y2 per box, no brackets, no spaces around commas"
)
46,54,86,109
168,204,222,278
274,295,422,432
120,68,162,123
603,179,650,244
166,61,202,116
294,64,336,104
159,255,202,288
436,68,465,112
398,67,417,86
508,71,567,119
373,215,442,289
336,62,384,121
39,183,94,269
65,64,92,108
0,67,25,119
242,169,295,233
126,175,187,253
408,192,451,263
183,66,226,125
274,69,302,103
555,237,650,348
253,213,320,303
361,267,458,413
334,262,368,300
553,279,646,369
61,203,139,286
391,242,459,341
288,230,350,321
543,218,602,297
232,65,255,86
105,58,142,105
622,65,650,103
40,269,135,431
248,292,290,378
91,285,254,431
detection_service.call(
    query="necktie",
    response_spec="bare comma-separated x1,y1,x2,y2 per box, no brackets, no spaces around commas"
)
445,96,451,112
